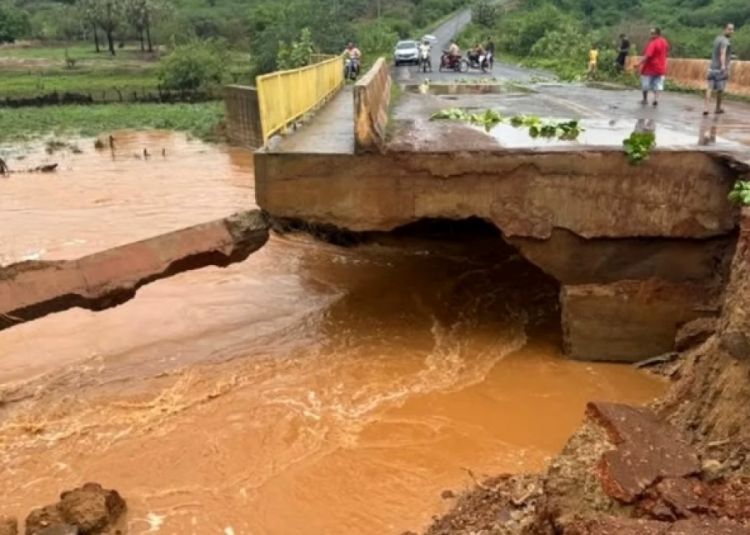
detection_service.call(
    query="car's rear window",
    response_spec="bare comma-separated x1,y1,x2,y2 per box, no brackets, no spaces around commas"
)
397,42,416,49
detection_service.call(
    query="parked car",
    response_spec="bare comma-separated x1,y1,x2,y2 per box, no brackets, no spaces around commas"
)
394,40,419,66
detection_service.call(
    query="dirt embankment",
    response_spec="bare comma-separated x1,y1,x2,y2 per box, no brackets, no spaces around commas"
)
421,208,750,535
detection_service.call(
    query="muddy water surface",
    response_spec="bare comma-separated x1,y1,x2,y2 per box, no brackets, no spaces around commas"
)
0,131,252,264
0,132,665,535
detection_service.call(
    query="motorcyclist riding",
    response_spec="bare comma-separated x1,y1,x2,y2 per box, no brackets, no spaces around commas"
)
344,42,362,79
447,40,460,69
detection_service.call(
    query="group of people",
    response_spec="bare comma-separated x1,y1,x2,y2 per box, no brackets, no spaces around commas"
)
586,23,736,114
445,38,495,71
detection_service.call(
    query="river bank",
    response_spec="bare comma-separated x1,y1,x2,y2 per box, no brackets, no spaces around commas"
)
421,209,750,534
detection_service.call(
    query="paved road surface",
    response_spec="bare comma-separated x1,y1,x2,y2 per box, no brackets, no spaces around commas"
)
392,7,549,84
268,8,750,157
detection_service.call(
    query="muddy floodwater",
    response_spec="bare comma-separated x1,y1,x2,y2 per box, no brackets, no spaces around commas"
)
0,131,665,534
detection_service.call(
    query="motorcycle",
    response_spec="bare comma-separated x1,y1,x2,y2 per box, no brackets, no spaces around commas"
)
467,51,493,72
438,51,468,73
344,57,360,80
419,47,432,73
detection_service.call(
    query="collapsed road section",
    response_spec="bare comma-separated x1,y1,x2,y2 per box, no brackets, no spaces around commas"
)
0,210,269,330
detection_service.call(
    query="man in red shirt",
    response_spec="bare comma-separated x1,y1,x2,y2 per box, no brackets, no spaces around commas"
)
638,27,669,106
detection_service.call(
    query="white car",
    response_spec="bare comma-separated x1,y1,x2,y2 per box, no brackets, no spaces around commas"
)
394,40,420,66
422,34,438,44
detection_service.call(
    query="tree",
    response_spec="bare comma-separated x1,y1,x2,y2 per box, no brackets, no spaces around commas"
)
125,0,171,53
276,28,315,69
99,0,124,55
79,0,124,55
0,2,31,44
77,0,101,52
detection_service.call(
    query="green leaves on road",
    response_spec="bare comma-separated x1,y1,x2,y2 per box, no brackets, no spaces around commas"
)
622,132,656,165
430,108,583,140
729,181,750,206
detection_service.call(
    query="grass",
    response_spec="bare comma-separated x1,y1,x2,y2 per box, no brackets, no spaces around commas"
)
0,42,253,98
0,69,160,97
0,102,226,142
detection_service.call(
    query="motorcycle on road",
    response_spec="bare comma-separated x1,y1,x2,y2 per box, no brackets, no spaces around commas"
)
438,51,468,73
344,57,360,80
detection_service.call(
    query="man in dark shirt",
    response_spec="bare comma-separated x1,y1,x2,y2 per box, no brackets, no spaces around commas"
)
616,34,630,71
704,23,735,115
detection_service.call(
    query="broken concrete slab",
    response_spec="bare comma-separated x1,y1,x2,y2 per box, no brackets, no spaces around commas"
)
0,210,269,330
561,279,718,362
510,229,733,286
586,402,700,504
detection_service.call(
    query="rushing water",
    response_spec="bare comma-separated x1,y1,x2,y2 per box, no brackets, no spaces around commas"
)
0,132,665,535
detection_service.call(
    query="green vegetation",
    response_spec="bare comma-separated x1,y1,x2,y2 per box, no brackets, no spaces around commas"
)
429,107,584,139
460,0,749,81
622,131,656,164
729,180,750,206
0,101,224,141
158,40,227,90
0,1,30,43
0,0,463,141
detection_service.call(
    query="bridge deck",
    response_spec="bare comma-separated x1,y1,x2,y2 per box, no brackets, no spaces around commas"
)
270,87,354,154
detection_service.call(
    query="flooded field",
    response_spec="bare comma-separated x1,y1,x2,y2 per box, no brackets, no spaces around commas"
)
0,131,665,534
0,131,252,265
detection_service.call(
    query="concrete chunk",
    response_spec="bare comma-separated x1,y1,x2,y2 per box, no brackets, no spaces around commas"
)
0,210,269,330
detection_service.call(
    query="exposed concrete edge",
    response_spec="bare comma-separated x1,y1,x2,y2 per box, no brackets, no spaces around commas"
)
0,210,269,331
354,57,392,153
254,149,741,239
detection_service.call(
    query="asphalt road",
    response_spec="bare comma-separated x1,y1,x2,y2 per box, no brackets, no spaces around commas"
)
391,8,549,84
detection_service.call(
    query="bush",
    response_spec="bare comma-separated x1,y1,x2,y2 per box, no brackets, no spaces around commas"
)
158,40,227,91
276,28,315,70
356,19,399,57
0,2,31,43
472,0,498,28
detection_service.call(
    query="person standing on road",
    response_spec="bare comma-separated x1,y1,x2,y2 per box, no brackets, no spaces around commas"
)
587,44,599,78
703,23,735,115
485,37,495,68
616,33,631,71
638,27,669,106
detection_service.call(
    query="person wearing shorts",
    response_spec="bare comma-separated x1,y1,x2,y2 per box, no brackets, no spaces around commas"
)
638,27,669,106
704,23,735,115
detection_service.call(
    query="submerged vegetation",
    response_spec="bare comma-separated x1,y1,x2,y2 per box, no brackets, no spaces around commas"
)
622,131,656,164
430,108,584,139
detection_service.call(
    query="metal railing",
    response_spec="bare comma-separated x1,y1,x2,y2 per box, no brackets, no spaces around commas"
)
256,54,345,143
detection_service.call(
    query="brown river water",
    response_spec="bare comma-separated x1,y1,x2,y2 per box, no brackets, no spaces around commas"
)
0,131,665,534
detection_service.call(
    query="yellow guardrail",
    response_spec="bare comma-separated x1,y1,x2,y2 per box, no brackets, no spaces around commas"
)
256,55,345,143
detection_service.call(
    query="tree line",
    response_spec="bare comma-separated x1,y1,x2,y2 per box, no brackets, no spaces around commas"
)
76,0,172,55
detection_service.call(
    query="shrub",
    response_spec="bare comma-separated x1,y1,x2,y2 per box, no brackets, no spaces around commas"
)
158,40,227,91
0,2,31,43
276,28,315,70
473,0,498,28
